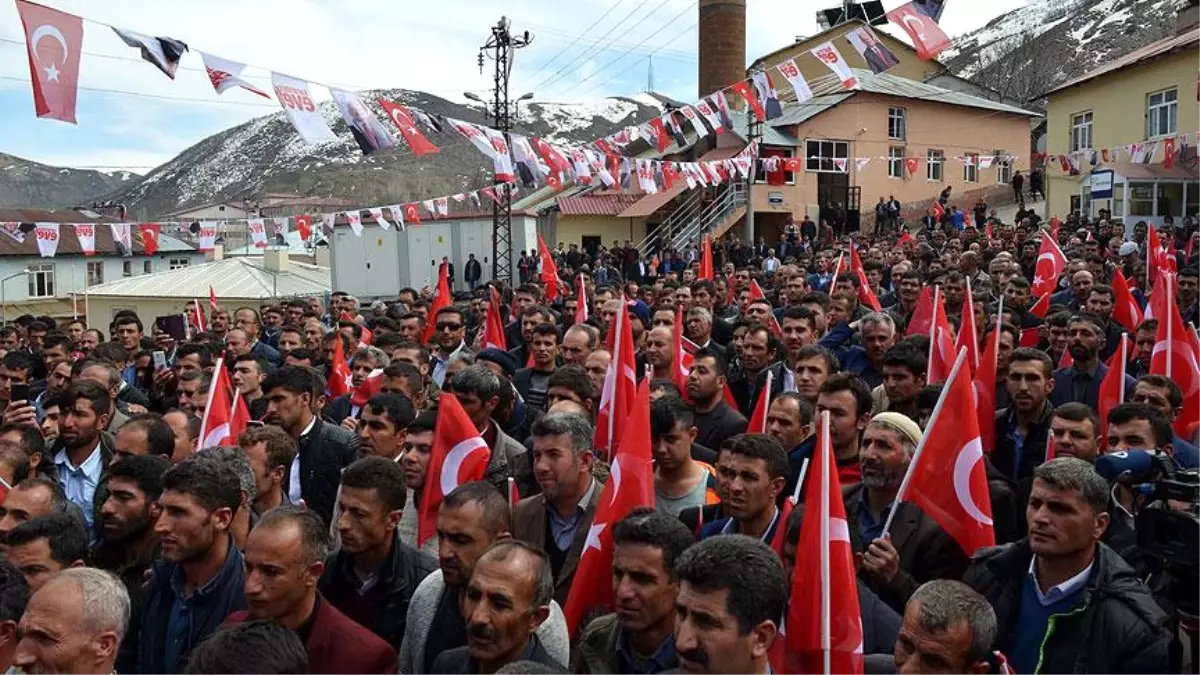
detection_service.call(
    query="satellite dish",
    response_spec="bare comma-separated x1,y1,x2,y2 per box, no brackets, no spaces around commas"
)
18,222,35,233
189,221,201,234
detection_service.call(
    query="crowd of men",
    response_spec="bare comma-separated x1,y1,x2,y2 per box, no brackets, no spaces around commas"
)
0,207,1194,674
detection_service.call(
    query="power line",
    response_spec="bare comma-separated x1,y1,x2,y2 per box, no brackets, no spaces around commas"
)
576,21,696,98
522,0,632,83
531,25,696,61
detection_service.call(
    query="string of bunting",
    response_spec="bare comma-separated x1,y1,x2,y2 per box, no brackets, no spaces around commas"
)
1038,132,1198,174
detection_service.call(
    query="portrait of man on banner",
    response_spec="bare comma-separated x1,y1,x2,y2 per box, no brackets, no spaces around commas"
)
846,26,899,74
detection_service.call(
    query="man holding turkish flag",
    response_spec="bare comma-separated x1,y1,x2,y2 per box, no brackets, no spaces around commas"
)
417,393,490,547
1031,233,1067,299
562,380,655,637
1150,273,1200,437
595,296,637,458
326,333,353,399
16,0,83,123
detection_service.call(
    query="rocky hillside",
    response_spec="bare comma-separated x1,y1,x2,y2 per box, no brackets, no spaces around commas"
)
941,0,1183,108
103,90,671,219
0,153,136,209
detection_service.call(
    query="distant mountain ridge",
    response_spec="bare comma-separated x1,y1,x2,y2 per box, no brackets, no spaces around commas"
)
0,153,136,209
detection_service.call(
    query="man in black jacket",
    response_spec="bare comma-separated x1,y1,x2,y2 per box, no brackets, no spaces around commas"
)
320,457,436,650
992,348,1055,482
263,366,359,525
964,457,1171,674
464,253,482,291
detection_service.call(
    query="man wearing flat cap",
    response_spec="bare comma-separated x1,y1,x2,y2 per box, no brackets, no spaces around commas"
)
844,412,969,614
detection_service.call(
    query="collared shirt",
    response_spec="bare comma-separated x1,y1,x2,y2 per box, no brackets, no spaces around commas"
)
856,496,892,544
164,550,230,673
432,341,466,387
1028,557,1093,606
1070,361,1100,405
55,442,103,531
616,625,678,674
719,506,780,543
288,416,319,505
547,478,596,551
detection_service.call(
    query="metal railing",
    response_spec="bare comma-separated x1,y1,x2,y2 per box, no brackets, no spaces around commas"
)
636,181,747,256
635,188,705,257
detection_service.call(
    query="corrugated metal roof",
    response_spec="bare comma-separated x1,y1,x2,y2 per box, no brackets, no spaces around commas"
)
83,256,329,299
1042,27,1199,97
0,209,194,256
847,69,1041,116
617,183,688,218
766,93,855,127
557,193,644,216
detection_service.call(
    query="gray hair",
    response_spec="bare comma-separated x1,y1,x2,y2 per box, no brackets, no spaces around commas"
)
530,412,594,455
452,364,503,401
195,446,257,502
361,346,390,369
448,351,477,368
565,324,600,349
860,312,895,334
477,540,554,609
909,580,997,664
1033,457,1109,514
79,360,122,389
686,307,713,324
255,505,332,564
46,567,131,643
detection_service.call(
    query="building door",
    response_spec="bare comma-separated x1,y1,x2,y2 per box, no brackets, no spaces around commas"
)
845,186,862,234
817,172,849,234
582,236,601,258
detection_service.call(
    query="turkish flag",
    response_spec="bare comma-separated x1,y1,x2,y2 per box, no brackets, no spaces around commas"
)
956,278,980,374
1097,335,1129,450
209,285,220,312
403,202,421,224
230,389,252,438
905,156,919,176
904,348,995,556
906,286,934,337
1163,137,1177,169
897,230,914,247
595,295,638,459
418,393,490,546
530,137,570,174
1150,274,1200,437
927,287,957,384
930,200,945,222
749,279,783,336
377,98,440,155
138,223,161,255
975,311,1001,454
731,80,766,121
1028,292,1051,319
483,287,507,351
1058,346,1074,369
673,307,694,402
699,234,715,281
422,261,452,345
749,370,774,434
574,274,588,325
295,214,313,241
887,1,951,60
849,243,883,311
349,368,384,409
326,334,353,399
563,379,655,637
16,0,83,123
786,411,863,674
198,358,235,448
1019,327,1042,348
538,235,561,301
647,117,671,153
1031,234,1067,298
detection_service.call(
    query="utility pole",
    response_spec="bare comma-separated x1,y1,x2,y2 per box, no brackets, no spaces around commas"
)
477,17,532,286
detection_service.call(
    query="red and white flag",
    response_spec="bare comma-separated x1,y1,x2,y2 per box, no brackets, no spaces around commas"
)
417,393,490,546
887,2,952,60
209,285,220,312
574,274,588,325
482,288,508,351
1110,268,1143,333
230,389,252,439
786,410,863,674
595,295,638,459
16,0,83,123
927,286,956,384
198,358,236,448
295,214,313,241
1150,274,1200,437
673,307,694,400
1031,234,1068,298
749,370,774,434
72,222,95,256
377,98,440,155
200,52,269,98
1097,334,1129,450
422,260,452,345
775,58,814,103
956,278,980,374
906,285,934,337
34,222,59,258
538,235,561,301
326,333,353,399
891,348,995,556
849,243,882,311
248,218,268,248
190,298,206,334
138,222,161,255
679,105,709,138
974,298,1002,455
271,72,338,144
699,234,715,281
198,221,217,251
810,41,857,89
563,379,655,637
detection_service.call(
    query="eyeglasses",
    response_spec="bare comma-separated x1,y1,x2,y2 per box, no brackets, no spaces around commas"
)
437,323,463,332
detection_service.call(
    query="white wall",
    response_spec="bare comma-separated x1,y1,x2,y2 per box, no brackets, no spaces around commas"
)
0,252,207,305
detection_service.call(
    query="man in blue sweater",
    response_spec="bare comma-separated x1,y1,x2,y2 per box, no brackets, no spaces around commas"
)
964,458,1170,674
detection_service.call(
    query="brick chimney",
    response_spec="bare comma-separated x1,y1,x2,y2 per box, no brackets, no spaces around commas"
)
698,0,746,98
1178,0,1199,33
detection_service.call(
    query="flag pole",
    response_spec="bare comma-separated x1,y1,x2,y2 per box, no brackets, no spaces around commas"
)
1166,279,1174,379
791,457,809,503
829,252,844,292
927,285,940,369
818,410,832,675
1118,336,1128,404
881,348,969,537
993,295,1005,376
196,356,224,449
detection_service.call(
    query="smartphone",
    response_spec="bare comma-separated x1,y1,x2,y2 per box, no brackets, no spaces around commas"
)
9,384,29,404
153,350,168,371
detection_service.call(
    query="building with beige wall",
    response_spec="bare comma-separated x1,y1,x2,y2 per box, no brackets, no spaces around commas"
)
1042,17,1199,229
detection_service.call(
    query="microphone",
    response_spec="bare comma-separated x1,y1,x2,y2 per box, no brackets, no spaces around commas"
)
1095,450,1159,483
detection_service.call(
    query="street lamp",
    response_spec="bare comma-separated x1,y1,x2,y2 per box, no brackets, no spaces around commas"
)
0,269,31,326
463,91,483,103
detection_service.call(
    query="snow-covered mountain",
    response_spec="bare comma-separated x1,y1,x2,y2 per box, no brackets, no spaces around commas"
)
104,90,669,219
0,153,137,210
942,0,1183,107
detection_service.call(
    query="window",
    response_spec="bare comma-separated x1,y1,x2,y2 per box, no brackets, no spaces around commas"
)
963,153,979,182
888,107,906,141
1147,88,1177,138
169,258,190,270
927,149,944,181
887,146,905,178
143,261,152,274
756,147,795,185
122,261,132,277
994,150,1011,184
1070,112,1092,152
1130,183,1155,216
27,263,54,298
805,139,848,172
218,205,226,212
86,261,103,286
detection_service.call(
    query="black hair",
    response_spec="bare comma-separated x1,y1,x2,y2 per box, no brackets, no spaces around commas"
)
262,365,319,398
162,456,242,514
42,332,72,352
407,410,438,435
184,620,307,674
337,320,362,340
651,394,695,438
611,508,695,580
340,457,408,512
818,372,873,418
1051,402,1100,438
442,481,511,535
1008,347,1054,378
882,342,928,376
1,351,38,378
546,365,595,402
793,344,840,372
530,322,560,343
649,379,682,399
105,454,173,502
7,512,89,567
365,393,417,431
0,558,30,624
121,413,177,459
1106,402,1174,448
1136,374,1184,409
232,353,269,374
60,379,113,418
176,343,213,368
113,314,143,332
673,535,786,635
727,433,790,480
692,347,729,377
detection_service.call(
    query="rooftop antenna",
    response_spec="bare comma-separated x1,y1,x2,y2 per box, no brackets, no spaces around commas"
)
646,56,654,93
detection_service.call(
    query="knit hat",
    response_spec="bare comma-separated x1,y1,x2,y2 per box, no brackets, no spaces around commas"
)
869,412,923,447
476,348,517,378
625,300,652,330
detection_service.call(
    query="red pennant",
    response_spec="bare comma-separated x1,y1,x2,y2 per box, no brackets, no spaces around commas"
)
886,2,951,60
1110,268,1143,333
1097,335,1129,450
905,156,919,176
377,98,441,155
198,357,237,448
538,235,561,301
403,202,421,224
595,296,638,459
1163,137,1177,169
975,312,1001,454
698,235,715,281
326,335,352,398
15,0,83,123
730,80,766,121
421,261,452,344
483,288,507,351
647,117,670,153
295,214,313,241
1031,235,1067,298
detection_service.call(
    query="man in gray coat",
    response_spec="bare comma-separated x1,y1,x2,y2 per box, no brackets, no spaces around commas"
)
398,482,568,674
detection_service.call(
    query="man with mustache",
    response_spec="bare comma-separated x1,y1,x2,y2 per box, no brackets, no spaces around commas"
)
399,482,569,674
845,414,967,613
673,535,786,674
575,509,693,673
430,540,563,673
1050,314,1135,411
993,349,1056,482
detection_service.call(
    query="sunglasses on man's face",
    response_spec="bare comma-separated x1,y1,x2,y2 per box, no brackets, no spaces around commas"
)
437,323,463,332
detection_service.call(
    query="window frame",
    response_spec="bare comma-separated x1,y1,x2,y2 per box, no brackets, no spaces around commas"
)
1146,88,1177,139
169,257,191,270
756,146,796,186
86,260,104,286
805,139,849,173
994,150,1011,184
926,149,944,182
963,153,979,183
1070,111,1093,152
122,261,132,277
887,146,905,179
27,263,55,298
887,107,906,141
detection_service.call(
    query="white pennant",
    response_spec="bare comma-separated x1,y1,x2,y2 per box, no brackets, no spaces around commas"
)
368,207,392,230
109,223,133,256
34,223,60,258
72,222,96,256
198,221,217,252
388,205,406,231
435,196,450,217
776,58,814,103
270,72,338,144
247,218,268,249
423,199,437,218
346,211,363,236
855,157,871,171
273,217,290,240
321,213,336,234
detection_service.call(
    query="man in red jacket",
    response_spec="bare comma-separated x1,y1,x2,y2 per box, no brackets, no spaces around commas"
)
227,506,397,674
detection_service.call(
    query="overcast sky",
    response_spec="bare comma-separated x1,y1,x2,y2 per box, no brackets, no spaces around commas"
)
0,0,1027,173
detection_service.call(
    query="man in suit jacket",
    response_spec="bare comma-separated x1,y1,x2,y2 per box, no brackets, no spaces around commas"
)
262,366,359,525
229,506,398,674
512,412,601,605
